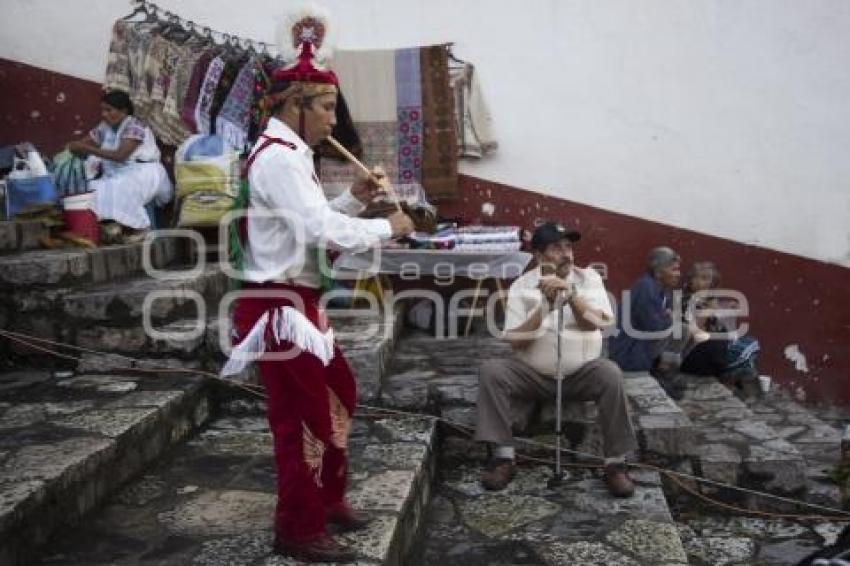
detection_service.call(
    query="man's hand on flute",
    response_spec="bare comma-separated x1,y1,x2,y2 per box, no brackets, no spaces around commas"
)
351,165,389,205
387,210,415,237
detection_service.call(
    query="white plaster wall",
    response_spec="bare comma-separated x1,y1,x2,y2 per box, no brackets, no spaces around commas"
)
2,0,849,264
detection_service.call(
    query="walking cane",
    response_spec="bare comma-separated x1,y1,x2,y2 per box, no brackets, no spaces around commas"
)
548,293,567,488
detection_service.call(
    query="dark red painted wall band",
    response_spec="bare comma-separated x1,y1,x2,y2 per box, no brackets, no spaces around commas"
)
0,58,102,155
440,175,850,404
2,57,848,404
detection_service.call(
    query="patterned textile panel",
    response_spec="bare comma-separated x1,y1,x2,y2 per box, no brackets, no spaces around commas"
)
321,45,458,202
420,45,458,200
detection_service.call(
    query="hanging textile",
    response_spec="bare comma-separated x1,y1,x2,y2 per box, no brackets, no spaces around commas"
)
104,21,132,93
102,7,491,166
449,62,498,159
420,45,458,200
320,44,459,202
216,58,258,151
102,11,273,153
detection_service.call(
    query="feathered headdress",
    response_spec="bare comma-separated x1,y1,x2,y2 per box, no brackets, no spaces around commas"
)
272,4,338,87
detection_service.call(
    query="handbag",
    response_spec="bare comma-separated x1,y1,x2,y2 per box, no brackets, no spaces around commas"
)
6,157,58,218
174,134,239,200
52,150,89,197
177,192,235,227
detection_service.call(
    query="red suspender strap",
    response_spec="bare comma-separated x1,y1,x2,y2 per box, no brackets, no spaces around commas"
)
238,135,299,244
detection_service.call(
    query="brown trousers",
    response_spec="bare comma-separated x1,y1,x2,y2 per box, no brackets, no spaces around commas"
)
474,356,638,458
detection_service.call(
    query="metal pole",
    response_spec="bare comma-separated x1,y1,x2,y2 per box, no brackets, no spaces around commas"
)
549,294,566,487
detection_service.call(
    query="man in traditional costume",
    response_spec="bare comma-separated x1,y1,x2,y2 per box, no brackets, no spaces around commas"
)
221,8,414,562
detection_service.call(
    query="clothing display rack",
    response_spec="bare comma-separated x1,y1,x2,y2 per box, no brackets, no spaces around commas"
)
123,0,277,54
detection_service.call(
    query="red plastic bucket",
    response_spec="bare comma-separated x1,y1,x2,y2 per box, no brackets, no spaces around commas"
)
62,193,99,244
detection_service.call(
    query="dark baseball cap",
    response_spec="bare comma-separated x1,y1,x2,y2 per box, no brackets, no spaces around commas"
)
530,221,581,251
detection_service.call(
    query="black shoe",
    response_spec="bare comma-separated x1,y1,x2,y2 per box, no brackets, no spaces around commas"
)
651,369,686,401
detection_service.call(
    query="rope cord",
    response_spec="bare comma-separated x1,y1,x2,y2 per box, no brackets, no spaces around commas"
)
2,328,849,522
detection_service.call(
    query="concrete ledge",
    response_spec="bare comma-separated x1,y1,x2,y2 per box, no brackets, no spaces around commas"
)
0,371,210,566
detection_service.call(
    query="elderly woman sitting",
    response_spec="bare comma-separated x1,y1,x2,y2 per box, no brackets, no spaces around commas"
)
67,90,172,244
608,247,705,399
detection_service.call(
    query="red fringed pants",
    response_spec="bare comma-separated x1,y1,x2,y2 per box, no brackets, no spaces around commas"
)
232,282,357,542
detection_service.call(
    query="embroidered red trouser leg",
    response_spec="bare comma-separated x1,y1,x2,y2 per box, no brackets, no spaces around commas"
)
258,344,356,542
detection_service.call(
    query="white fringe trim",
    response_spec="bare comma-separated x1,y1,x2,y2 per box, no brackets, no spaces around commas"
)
220,307,335,379
270,306,335,365
220,311,269,378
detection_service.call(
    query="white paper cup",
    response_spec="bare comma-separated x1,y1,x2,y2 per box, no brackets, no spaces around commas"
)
758,375,772,393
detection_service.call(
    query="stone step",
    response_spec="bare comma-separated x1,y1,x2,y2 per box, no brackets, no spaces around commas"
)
744,388,846,506
623,372,695,461
0,220,49,254
0,236,180,289
677,375,809,499
381,337,695,464
414,448,689,565
330,305,405,403
0,370,211,566
676,512,846,565
63,264,226,324
56,300,407,402
2,265,228,364
32,408,439,565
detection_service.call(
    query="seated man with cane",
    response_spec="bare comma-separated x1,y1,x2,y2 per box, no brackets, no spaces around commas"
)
475,221,638,497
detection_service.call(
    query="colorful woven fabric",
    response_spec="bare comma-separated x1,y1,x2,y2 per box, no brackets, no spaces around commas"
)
180,50,216,133
319,45,458,202
395,48,423,189
194,56,226,135
163,42,205,136
216,58,258,151
147,39,192,145
420,45,458,200
209,54,244,133
104,21,131,93
126,24,156,112
247,59,272,144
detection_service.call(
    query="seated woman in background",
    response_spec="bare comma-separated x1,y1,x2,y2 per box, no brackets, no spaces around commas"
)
680,261,761,398
67,90,172,244
609,247,717,399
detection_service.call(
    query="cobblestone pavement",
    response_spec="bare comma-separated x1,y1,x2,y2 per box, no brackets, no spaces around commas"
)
409,439,688,566
675,513,847,565
0,369,209,565
34,407,437,566
744,388,846,506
